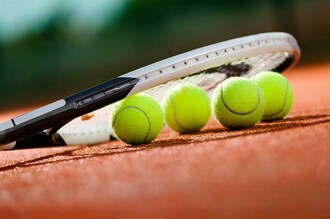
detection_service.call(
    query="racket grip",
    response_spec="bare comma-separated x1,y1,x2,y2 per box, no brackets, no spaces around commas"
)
14,131,65,149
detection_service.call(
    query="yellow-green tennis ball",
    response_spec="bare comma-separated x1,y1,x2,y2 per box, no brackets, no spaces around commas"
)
212,77,265,129
162,83,211,133
110,93,163,145
250,71,293,121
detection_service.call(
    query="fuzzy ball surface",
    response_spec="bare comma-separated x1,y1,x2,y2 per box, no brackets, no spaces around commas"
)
212,77,265,129
162,83,211,133
111,93,163,145
251,71,293,121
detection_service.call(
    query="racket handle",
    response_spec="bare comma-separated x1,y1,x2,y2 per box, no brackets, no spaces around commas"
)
14,131,65,149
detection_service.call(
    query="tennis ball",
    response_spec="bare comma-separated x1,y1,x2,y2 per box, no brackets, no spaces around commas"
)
110,93,163,145
250,71,293,121
162,83,211,133
212,77,265,129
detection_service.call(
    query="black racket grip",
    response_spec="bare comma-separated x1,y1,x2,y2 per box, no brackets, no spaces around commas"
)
14,131,65,149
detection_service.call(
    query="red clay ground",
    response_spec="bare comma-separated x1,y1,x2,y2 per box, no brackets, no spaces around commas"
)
0,64,330,219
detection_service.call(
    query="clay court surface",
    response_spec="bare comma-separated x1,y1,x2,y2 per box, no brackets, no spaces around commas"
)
0,64,329,218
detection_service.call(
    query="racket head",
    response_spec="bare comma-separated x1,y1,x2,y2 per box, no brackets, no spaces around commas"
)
57,32,300,145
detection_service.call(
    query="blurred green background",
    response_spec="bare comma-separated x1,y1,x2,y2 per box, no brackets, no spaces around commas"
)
0,0,329,110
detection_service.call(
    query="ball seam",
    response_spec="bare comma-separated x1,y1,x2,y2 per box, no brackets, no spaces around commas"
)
112,106,151,143
263,81,289,118
170,96,190,132
220,84,261,115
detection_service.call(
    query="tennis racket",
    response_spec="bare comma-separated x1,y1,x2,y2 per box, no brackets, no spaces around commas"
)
0,32,301,150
